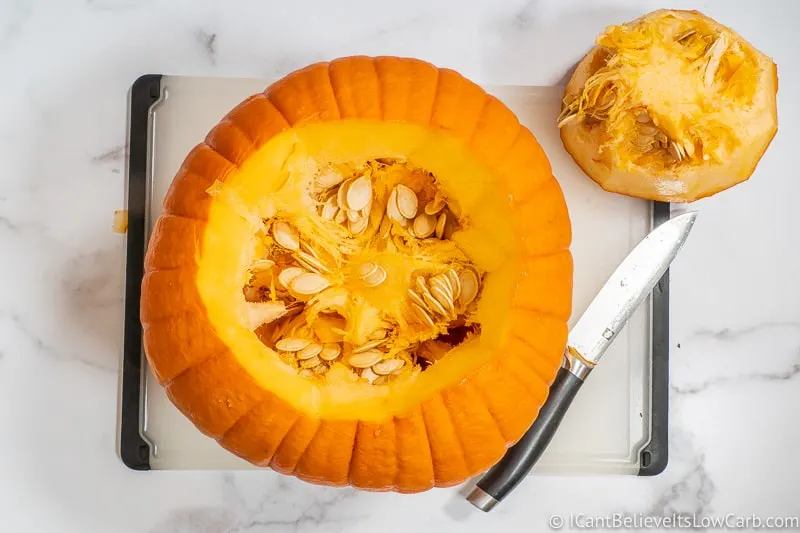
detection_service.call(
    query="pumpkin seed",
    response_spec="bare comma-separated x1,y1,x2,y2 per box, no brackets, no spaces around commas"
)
669,141,684,162
415,276,429,295
273,221,300,251
424,192,446,215
321,197,339,220
391,234,406,250
334,208,347,224
411,302,436,328
435,212,448,239
319,343,342,361
295,250,330,274
395,184,418,219
430,285,456,318
704,34,727,87
683,139,695,158
290,272,331,295
446,268,461,301
352,339,387,354
369,328,388,340
298,368,314,378
429,275,453,302
337,178,353,209
359,263,387,287
347,349,383,368
386,187,405,223
317,171,344,189
412,213,436,239
357,262,379,279
297,343,323,360
346,208,360,222
277,267,306,289
422,289,449,317
300,355,322,369
275,337,311,352
300,240,320,260
346,175,372,211
360,367,379,383
373,358,405,376
244,301,288,328
458,269,479,307
284,302,305,318
249,259,275,272
349,215,369,235
557,112,578,128
407,289,429,312
363,268,387,287
360,195,373,219
676,28,696,42
293,254,321,275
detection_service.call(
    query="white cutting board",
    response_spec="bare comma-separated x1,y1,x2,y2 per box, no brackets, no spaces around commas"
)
141,76,653,474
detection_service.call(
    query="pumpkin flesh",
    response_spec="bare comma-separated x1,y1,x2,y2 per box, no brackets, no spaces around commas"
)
197,120,520,420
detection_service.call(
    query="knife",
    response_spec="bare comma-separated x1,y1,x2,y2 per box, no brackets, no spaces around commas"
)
466,211,698,512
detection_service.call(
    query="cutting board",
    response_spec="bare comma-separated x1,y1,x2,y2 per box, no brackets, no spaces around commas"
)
118,75,669,475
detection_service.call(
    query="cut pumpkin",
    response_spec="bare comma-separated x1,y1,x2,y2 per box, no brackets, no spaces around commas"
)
141,56,573,491
559,9,778,202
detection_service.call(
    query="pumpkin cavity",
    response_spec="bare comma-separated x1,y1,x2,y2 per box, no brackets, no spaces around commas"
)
242,158,485,385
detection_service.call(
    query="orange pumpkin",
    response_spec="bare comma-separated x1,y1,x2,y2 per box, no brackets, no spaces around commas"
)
141,56,572,491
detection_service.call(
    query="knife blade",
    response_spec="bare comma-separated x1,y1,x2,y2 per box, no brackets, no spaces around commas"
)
466,211,698,512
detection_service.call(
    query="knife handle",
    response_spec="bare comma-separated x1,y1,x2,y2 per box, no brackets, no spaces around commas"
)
467,367,584,511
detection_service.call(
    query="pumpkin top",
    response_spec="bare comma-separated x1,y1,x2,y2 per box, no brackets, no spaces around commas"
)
558,10,778,201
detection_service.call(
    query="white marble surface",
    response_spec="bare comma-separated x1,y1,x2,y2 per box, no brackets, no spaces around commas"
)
1,0,798,531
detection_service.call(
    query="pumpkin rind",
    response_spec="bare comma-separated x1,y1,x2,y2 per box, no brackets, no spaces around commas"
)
220,395,301,466
165,351,268,438
420,394,471,486
270,416,322,475
349,420,399,490
393,407,435,492
295,420,358,486
141,56,573,492
430,69,488,139
329,56,382,120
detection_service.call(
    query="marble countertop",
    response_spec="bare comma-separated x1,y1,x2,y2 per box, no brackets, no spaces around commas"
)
1,0,798,531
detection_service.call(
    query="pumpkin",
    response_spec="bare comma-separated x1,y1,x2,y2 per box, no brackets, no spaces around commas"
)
559,9,778,202
141,56,572,491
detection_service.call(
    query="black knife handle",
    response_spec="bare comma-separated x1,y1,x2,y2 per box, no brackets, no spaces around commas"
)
467,367,584,511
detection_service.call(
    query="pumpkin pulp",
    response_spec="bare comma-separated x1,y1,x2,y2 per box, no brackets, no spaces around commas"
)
243,157,484,385
197,120,521,421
